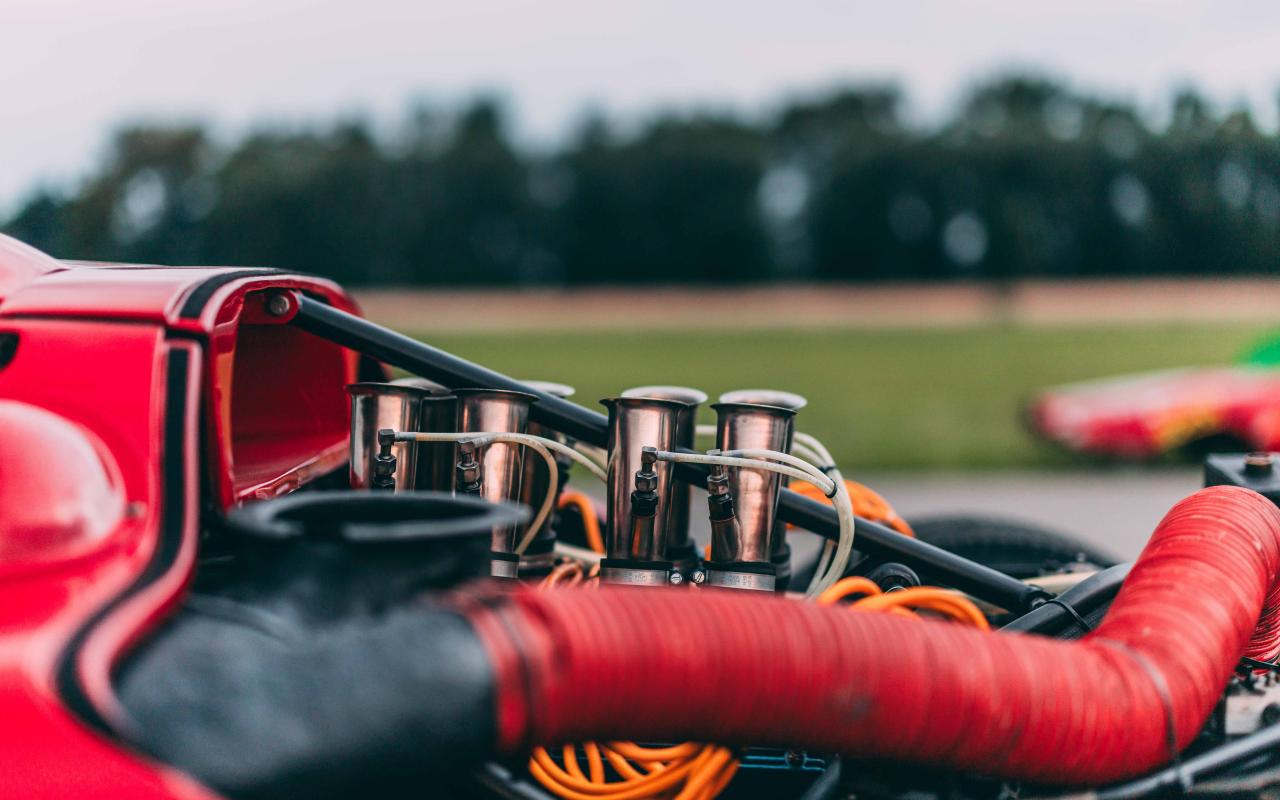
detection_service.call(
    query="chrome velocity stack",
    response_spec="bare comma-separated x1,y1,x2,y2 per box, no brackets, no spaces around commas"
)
708,390,805,591
454,388,537,578
515,380,577,575
390,375,451,394
347,382,430,492
386,379,460,493
601,396,685,586
620,385,707,576
720,389,808,591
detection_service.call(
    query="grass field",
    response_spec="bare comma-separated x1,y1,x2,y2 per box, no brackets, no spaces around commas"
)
399,323,1278,470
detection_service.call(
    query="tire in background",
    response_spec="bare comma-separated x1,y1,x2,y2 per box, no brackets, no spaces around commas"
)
907,515,1118,579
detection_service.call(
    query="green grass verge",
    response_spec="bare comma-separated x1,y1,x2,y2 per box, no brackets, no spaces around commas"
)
396,324,1276,471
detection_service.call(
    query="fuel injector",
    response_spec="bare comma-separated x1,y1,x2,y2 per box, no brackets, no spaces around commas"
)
705,464,740,558
372,429,399,492
600,446,678,586
627,448,660,553
455,440,482,497
700,450,777,592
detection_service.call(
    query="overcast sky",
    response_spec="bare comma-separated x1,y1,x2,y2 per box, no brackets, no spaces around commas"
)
4,0,1280,214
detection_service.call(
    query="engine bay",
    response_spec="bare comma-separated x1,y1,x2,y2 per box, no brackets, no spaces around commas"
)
0,254,1277,800
93,288,1280,800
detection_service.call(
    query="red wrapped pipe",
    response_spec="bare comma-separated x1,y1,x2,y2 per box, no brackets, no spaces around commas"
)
464,486,1280,784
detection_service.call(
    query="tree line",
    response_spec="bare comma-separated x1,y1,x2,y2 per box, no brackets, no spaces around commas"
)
7,76,1280,286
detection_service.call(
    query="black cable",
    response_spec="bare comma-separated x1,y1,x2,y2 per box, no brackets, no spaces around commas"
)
799,757,843,800
469,762,558,800
1093,723,1280,800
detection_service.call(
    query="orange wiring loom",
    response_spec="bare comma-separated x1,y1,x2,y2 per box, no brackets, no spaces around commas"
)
534,496,736,800
815,576,990,630
531,484,984,799
788,479,915,537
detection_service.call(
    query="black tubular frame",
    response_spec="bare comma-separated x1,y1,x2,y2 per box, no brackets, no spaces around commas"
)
291,295,1048,612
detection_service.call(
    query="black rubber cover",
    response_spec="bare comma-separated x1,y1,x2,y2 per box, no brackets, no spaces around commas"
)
115,490,521,797
208,491,524,625
117,601,496,799
908,514,1118,580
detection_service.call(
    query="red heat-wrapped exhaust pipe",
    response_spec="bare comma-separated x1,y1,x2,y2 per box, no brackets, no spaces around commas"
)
464,486,1280,785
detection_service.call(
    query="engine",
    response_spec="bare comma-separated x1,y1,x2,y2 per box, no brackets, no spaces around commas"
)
5,234,1275,799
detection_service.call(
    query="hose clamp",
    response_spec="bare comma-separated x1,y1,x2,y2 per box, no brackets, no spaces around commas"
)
705,568,776,592
490,551,520,579
599,558,674,586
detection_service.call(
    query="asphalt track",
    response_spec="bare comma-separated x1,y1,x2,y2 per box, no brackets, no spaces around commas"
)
860,468,1203,560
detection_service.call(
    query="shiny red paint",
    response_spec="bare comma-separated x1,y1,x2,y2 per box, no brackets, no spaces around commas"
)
0,234,60,302
0,400,125,564
0,236,362,798
1028,366,1280,459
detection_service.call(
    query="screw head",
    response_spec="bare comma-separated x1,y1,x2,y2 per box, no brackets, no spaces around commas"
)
1246,452,1275,476
1263,703,1280,726
266,293,291,317
691,569,707,585
668,571,684,586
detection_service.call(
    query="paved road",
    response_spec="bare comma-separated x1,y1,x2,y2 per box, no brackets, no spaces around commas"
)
860,468,1204,560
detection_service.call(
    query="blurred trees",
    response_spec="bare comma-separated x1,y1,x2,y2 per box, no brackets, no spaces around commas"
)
7,76,1280,285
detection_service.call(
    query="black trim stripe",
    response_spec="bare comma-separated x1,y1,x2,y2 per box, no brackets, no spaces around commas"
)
55,348,192,732
177,270,284,319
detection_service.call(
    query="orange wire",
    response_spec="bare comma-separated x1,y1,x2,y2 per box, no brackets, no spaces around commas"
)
699,756,739,800
606,742,701,762
559,490,606,553
529,746,700,799
674,747,734,800
584,742,605,783
815,576,882,606
788,479,915,537
532,743,737,800
563,743,587,781
851,587,990,630
542,561,586,588
601,746,646,781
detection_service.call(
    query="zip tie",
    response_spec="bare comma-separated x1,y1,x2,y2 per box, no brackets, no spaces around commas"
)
1043,598,1093,634
1238,655,1280,673
1096,639,1185,789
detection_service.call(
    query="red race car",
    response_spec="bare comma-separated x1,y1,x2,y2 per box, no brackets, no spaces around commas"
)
1029,366,1280,459
3,232,1280,800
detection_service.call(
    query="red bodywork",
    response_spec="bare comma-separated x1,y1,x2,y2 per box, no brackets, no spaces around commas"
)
0,236,360,798
1028,367,1280,459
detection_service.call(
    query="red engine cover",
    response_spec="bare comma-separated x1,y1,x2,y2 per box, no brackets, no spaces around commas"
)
0,235,363,798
